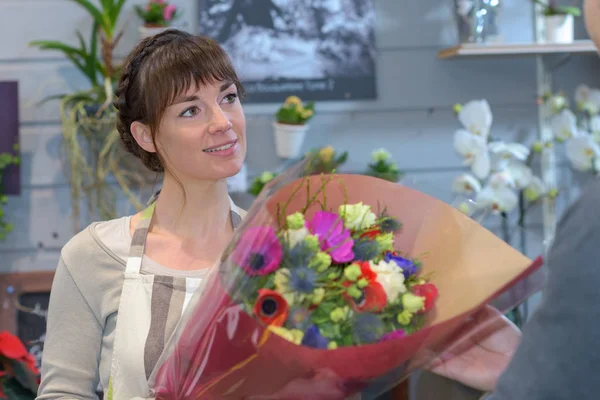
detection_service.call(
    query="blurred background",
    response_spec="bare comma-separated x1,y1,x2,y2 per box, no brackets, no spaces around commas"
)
0,0,598,397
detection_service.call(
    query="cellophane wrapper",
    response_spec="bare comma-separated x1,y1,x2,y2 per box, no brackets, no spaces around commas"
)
148,158,546,399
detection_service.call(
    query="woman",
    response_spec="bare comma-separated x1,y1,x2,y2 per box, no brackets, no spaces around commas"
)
37,30,250,399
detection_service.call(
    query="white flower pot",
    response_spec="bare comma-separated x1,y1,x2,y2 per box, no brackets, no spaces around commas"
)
139,26,170,39
545,14,574,43
272,122,309,159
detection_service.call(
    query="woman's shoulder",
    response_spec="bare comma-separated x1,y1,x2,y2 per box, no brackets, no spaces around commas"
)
61,217,129,273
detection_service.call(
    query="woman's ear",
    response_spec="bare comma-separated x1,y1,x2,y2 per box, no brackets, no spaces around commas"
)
130,121,156,153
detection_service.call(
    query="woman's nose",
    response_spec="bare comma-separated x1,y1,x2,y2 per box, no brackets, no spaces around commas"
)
208,107,232,134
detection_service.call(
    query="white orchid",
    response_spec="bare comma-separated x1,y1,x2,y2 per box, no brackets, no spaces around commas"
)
523,176,546,202
457,99,493,139
475,185,519,213
451,173,482,194
545,93,569,115
551,109,578,142
575,84,600,115
503,160,533,189
566,134,600,172
488,141,530,162
454,129,491,179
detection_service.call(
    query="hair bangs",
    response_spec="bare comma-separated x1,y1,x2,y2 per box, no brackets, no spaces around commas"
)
140,35,244,133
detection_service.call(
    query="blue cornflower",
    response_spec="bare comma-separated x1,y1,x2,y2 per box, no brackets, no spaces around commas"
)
380,216,402,233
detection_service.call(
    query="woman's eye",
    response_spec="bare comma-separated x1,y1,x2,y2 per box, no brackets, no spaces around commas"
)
223,93,238,104
180,106,199,117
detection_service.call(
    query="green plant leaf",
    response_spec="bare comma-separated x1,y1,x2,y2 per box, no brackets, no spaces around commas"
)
28,40,86,57
69,0,111,34
109,0,128,26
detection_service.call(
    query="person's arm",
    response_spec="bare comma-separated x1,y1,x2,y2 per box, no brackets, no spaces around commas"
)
484,180,600,399
584,0,600,49
36,257,102,399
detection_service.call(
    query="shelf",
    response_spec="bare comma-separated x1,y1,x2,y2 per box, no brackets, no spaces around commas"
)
437,40,598,59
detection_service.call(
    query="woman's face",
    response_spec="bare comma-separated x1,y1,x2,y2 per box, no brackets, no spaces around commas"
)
153,80,246,183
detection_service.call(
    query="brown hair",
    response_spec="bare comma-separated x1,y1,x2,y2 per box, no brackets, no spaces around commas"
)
114,29,245,173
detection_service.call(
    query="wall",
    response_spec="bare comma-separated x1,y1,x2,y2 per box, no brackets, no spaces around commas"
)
2,0,600,275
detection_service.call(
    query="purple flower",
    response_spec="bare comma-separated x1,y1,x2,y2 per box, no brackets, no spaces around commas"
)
232,226,283,276
384,252,417,278
301,325,329,349
380,329,406,342
308,211,354,263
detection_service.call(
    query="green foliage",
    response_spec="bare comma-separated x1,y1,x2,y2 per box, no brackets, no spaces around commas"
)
276,96,315,125
135,1,181,26
28,1,147,230
0,144,20,241
534,0,581,17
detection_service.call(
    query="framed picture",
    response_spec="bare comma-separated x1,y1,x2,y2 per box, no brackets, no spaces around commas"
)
198,0,378,103
0,81,20,195
0,271,54,371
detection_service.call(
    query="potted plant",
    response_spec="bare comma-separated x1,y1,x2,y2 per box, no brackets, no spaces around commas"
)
136,0,181,38
364,148,402,182
534,0,581,43
273,96,315,159
304,146,348,175
0,144,19,241
29,0,148,232
0,331,39,399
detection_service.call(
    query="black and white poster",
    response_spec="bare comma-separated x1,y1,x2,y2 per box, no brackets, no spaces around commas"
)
198,0,377,103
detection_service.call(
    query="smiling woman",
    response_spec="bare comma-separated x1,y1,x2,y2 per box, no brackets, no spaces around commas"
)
36,30,255,400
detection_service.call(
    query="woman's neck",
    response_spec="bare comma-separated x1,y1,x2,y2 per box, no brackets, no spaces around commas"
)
152,174,232,241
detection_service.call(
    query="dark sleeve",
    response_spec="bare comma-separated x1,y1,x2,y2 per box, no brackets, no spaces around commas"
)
486,179,600,399
36,257,102,399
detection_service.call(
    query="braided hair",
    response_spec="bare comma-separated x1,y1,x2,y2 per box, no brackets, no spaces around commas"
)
114,29,245,173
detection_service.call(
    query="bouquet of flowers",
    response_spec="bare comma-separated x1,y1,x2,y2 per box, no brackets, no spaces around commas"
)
148,160,544,399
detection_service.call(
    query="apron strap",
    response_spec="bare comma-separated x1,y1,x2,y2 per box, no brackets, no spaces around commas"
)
125,202,156,274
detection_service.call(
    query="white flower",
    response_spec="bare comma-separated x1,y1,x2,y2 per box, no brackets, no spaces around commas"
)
457,200,477,216
575,84,600,115
371,148,391,163
451,173,482,194
551,109,578,142
369,259,406,303
566,135,600,172
475,185,518,213
503,160,533,189
338,202,377,230
545,93,569,115
458,99,493,139
488,141,530,162
488,171,516,189
454,129,491,179
523,176,546,202
285,227,309,248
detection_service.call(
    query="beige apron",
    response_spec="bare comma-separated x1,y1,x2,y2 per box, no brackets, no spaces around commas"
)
106,198,243,400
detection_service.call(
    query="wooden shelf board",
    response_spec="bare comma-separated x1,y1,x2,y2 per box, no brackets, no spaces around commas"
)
437,40,598,59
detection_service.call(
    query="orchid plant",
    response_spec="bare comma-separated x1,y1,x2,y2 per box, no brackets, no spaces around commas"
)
543,85,600,175
451,99,556,327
